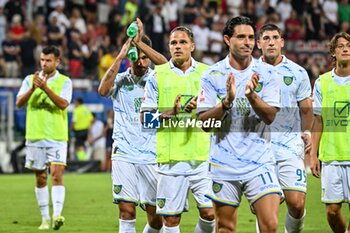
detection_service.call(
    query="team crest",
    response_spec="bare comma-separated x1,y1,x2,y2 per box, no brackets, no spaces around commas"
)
283,76,293,86
157,198,166,208
113,185,122,194
255,82,263,93
212,182,223,193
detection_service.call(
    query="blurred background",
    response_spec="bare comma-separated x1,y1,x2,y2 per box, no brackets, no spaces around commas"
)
0,0,347,173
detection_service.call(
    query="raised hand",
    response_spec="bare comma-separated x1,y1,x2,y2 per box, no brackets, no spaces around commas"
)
173,94,182,115
245,72,259,97
133,17,144,44
224,73,236,107
119,38,132,58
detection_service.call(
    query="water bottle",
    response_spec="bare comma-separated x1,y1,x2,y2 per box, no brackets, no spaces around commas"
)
127,46,138,62
126,21,138,38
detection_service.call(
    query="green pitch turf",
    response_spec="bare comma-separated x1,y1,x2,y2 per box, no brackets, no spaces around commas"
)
0,173,348,232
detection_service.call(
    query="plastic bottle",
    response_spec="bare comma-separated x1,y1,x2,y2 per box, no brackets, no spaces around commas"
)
127,46,138,62
126,21,138,38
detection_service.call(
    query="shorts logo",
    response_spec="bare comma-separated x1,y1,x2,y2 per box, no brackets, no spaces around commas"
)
255,82,263,93
334,101,350,118
157,198,166,208
113,185,122,194
212,182,223,193
283,76,293,86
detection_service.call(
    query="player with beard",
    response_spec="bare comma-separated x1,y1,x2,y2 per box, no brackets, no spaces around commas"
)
16,45,72,230
98,18,167,233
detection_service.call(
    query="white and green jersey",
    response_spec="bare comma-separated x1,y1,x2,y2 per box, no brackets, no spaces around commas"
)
110,68,156,164
197,56,280,180
259,56,311,161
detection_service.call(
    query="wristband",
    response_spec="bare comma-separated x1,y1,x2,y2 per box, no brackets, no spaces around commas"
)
303,130,311,137
221,98,233,111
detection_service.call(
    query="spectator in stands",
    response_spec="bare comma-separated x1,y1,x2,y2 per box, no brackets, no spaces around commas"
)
15,45,72,230
9,14,25,42
19,32,37,77
146,4,167,54
183,0,198,25
28,13,46,46
82,38,99,80
99,46,118,80
2,31,20,78
305,0,325,41
3,0,24,24
47,14,64,48
107,10,123,46
199,0,215,27
49,1,70,34
276,0,292,25
285,9,305,41
338,0,350,33
87,113,106,171
121,0,138,26
323,0,339,38
163,0,179,31
70,7,87,35
0,7,6,56
104,109,114,172
72,97,93,161
192,16,210,60
67,30,83,79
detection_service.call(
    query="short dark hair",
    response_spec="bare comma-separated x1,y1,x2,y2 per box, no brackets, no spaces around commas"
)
75,97,83,104
42,46,60,58
141,34,152,47
170,26,194,42
223,16,255,38
257,24,282,39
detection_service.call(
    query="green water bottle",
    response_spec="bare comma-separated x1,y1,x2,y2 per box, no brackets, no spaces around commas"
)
127,46,138,62
126,21,138,38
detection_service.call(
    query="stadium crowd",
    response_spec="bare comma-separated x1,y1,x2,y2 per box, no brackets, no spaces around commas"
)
0,0,349,83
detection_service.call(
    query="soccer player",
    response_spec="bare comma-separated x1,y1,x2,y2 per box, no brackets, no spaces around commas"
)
141,26,215,233
197,16,282,233
256,24,313,232
310,32,350,233
98,19,167,233
16,46,72,230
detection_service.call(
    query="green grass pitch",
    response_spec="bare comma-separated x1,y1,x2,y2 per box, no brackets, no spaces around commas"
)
0,173,348,232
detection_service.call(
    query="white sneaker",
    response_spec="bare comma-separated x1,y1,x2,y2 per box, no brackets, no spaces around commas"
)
38,218,50,230
52,215,65,230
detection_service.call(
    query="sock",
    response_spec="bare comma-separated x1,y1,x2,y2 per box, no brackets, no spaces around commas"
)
163,225,180,233
285,209,306,233
143,223,161,233
119,219,136,233
51,185,65,217
194,216,215,233
256,218,260,233
35,186,50,220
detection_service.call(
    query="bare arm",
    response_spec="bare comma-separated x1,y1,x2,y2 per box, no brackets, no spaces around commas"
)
16,72,39,108
34,74,69,110
132,18,168,65
98,39,131,97
299,98,314,153
310,115,322,178
245,73,278,125
198,73,236,131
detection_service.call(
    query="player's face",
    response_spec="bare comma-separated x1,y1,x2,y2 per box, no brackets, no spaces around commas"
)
224,25,255,60
334,37,350,64
132,51,150,77
169,31,194,65
40,53,59,75
257,30,284,62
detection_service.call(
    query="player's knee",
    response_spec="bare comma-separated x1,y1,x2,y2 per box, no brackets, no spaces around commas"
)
50,173,63,185
289,201,305,218
149,217,163,230
119,203,136,220
217,224,235,233
163,215,181,227
199,208,215,221
35,171,47,187
259,218,278,233
326,205,342,219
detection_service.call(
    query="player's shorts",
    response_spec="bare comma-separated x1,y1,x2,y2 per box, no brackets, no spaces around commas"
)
321,163,350,204
206,165,282,211
112,160,158,208
156,169,213,216
276,156,307,193
74,129,88,147
25,146,67,170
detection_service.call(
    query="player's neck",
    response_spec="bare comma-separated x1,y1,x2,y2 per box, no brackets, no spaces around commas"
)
173,57,192,73
229,55,251,70
43,70,56,79
335,62,350,77
263,55,283,66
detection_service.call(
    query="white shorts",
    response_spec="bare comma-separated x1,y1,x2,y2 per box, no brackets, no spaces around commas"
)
156,169,213,216
25,146,67,170
276,157,307,193
206,165,282,209
321,163,350,204
112,160,158,208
